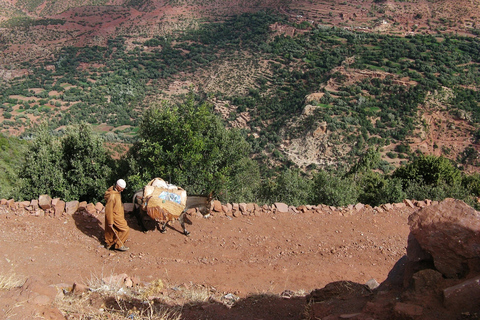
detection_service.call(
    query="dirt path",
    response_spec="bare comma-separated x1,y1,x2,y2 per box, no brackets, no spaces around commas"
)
0,205,414,319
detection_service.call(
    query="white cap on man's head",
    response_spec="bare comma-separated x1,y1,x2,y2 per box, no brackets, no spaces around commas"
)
116,179,126,189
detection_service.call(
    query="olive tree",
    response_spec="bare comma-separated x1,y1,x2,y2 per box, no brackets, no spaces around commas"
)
19,122,112,202
125,96,260,202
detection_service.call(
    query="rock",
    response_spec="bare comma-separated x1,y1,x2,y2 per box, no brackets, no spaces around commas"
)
412,269,443,294
53,200,65,216
65,201,79,215
365,279,379,290
394,302,423,318
239,203,247,214
186,207,198,216
95,202,104,213
274,202,289,213
221,204,229,214
443,275,480,313
404,199,415,208
354,203,364,211
246,203,255,214
382,203,393,211
289,206,298,214
124,277,133,288
51,198,59,206
85,203,96,215
38,194,52,210
18,201,30,208
72,282,89,295
394,202,406,208
7,198,15,208
415,200,426,207
30,199,39,210
408,198,480,278
77,201,87,212
406,233,432,263
306,281,371,303
212,200,222,212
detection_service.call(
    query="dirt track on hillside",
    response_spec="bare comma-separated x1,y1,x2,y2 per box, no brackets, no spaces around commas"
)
0,204,415,319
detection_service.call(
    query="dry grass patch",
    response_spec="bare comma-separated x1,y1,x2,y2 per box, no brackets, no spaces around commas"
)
0,273,24,290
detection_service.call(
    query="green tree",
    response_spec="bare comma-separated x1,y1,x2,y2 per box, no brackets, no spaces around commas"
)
125,95,259,202
462,173,480,197
19,123,67,200
0,134,28,199
393,155,461,186
346,147,381,179
259,168,313,206
392,155,466,202
312,170,358,206
358,172,406,207
19,122,112,202
61,123,112,201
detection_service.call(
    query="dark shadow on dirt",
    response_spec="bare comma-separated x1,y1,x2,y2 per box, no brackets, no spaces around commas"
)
103,293,306,320
72,211,104,245
126,210,193,235
126,210,156,232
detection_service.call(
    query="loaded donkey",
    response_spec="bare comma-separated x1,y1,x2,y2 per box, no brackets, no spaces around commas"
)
132,178,213,236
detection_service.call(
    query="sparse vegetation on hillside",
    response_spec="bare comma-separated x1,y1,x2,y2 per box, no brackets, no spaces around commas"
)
1,6,480,206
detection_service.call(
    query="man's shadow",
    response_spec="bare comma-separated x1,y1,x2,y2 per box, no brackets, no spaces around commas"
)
72,209,105,246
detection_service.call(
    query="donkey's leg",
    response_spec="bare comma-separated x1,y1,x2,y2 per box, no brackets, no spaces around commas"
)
179,211,190,236
136,208,150,232
159,221,167,233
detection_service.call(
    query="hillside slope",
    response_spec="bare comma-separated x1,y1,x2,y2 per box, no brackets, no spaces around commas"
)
0,0,480,175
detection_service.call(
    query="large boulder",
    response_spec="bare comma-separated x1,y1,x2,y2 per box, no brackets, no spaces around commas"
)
407,198,480,278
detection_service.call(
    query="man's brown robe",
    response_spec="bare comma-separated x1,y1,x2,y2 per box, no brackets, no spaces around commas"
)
104,186,130,249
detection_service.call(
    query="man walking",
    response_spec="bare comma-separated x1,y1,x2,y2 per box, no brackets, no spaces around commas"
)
104,179,130,251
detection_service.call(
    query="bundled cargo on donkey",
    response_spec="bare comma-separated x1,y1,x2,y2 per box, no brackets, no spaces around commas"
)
142,178,187,221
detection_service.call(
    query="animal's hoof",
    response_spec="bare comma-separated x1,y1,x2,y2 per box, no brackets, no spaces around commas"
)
184,231,190,236
160,228,167,234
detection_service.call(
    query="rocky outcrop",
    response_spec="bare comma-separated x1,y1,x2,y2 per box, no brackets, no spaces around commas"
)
305,198,480,320
407,198,480,279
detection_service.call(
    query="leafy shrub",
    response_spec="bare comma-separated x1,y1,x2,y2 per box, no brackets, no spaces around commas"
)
312,170,358,206
358,172,406,206
259,169,313,206
393,155,461,186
